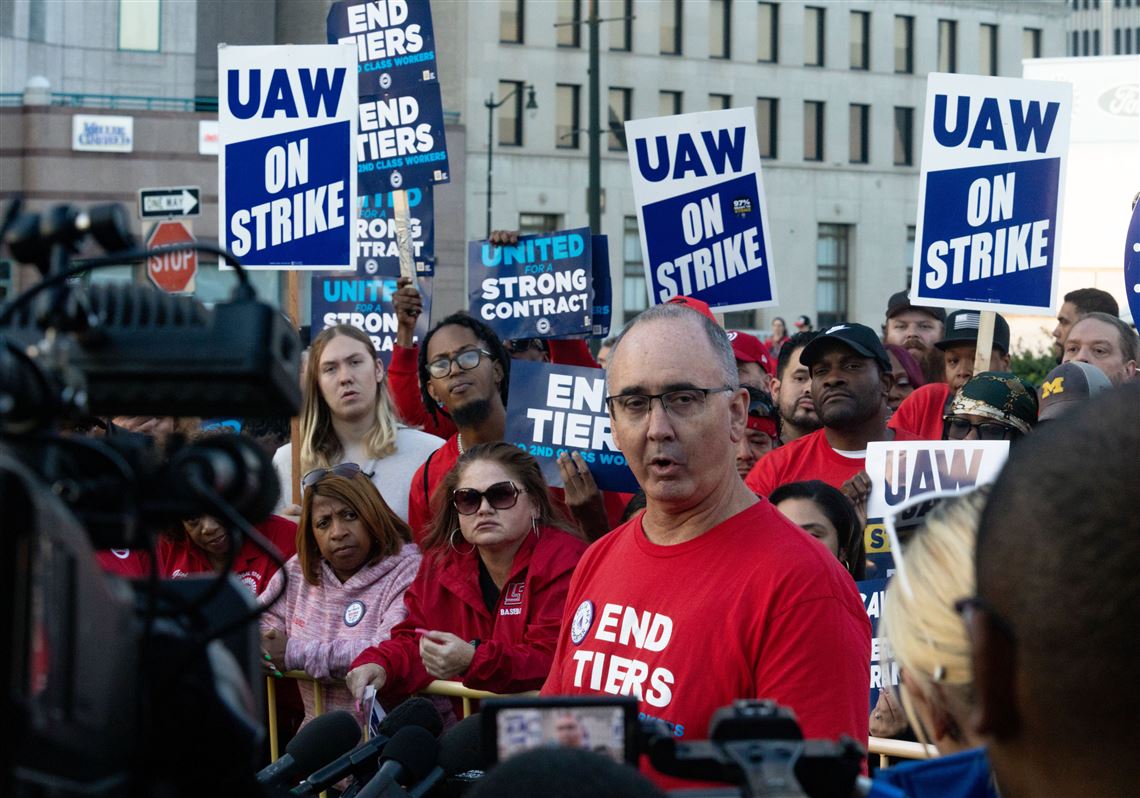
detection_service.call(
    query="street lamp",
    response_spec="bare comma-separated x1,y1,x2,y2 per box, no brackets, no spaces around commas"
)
484,84,537,238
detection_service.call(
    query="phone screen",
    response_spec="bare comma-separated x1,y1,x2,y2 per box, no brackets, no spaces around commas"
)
493,704,629,764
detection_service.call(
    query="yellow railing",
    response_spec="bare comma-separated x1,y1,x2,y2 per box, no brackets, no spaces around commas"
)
265,672,932,770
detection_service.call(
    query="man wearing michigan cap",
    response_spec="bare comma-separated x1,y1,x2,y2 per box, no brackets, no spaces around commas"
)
1038,361,1113,422
889,310,1011,440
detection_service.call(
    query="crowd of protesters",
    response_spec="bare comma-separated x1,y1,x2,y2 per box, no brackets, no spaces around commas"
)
90,240,1138,794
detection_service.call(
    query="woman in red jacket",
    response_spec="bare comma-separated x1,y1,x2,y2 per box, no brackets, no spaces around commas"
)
346,442,587,717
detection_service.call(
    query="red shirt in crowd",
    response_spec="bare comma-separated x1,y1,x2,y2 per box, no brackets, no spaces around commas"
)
96,548,154,578
350,526,587,718
745,427,924,497
887,382,952,441
541,501,871,791
156,514,298,596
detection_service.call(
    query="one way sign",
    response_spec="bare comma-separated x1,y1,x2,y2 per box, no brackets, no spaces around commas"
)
138,186,200,219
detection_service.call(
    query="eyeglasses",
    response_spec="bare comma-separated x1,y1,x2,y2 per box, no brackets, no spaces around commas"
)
954,595,1017,643
452,481,522,515
943,416,1017,441
506,338,548,355
606,386,735,422
301,462,362,490
427,348,494,379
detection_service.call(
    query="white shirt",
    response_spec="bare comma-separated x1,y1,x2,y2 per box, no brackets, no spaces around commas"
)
273,427,444,523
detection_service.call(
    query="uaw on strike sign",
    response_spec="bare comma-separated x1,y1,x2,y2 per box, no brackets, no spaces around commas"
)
911,74,1072,314
626,108,777,314
218,44,358,270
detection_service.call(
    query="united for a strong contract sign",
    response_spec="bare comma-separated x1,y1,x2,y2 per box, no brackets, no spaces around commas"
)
625,108,777,314
911,73,1072,314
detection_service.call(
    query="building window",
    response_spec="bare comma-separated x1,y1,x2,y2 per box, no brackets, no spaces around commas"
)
608,87,631,151
850,10,869,70
938,20,957,72
519,213,563,235
756,97,778,159
659,90,682,117
623,216,648,320
1093,29,1101,55
757,2,778,62
980,24,997,75
724,309,756,329
1114,27,1121,54
849,104,869,164
804,100,824,162
556,84,580,149
1130,27,1136,53
119,0,160,51
905,225,916,286
498,80,524,146
710,0,731,58
816,224,850,328
805,6,825,66
1024,27,1042,59
557,0,581,47
661,0,682,55
894,106,914,166
1070,30,1078,56
609,0,632,51
501,0,524,43
1082,29,1089,55
29,0,46,42
895,15,914,73
709,93,732,111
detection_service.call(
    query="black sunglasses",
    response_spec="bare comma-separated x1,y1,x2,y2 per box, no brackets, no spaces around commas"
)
943,416,1018,441
453,481,522,515
301,462,362,490
507,338,548,355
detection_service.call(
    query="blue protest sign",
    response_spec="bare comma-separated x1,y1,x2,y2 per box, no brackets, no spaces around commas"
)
1126,197,1140,325
589,235,612,339
356,186,434,276
468,228,594,341
310,273,432,367
863,522,895,582
327,0,438,93
504,360,639,494
218,44,358,270
357,79,450,193
911,74,1073,315
625,108,778,314
857,578,897,715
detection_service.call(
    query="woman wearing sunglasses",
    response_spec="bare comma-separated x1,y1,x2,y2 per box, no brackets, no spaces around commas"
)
942,372,1038,443
346,442,587,720
259,465,420,724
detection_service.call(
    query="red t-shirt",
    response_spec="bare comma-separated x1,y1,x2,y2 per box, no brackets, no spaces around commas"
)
541,501,871,790
745,427,924,497
96,548,154,578
156,514,298,597
888,382,952,441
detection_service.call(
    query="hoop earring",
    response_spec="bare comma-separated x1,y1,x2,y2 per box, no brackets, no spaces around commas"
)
531,516,540,539
449,527,475,555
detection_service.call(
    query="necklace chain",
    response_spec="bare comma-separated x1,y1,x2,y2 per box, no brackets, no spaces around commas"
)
458,433,465,454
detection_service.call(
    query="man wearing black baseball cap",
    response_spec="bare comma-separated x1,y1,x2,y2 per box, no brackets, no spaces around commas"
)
746,323,920,503
889,310,1011,440
882,290,946,384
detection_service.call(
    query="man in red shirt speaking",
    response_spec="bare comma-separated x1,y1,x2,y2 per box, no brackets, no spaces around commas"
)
541,304,871,790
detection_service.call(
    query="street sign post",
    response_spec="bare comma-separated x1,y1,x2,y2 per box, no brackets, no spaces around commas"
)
147,221,197,293
139,186,200,219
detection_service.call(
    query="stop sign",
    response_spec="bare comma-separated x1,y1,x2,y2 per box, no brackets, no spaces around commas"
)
147,221,197,293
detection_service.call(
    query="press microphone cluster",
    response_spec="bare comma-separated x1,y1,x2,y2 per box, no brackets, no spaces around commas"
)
256,710,362,792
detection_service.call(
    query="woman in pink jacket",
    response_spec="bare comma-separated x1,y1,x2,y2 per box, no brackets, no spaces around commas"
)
260,464,421,724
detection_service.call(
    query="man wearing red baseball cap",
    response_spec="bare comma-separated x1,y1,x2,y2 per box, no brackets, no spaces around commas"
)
665,294,719,324
737,387,780,478
727,329,774,392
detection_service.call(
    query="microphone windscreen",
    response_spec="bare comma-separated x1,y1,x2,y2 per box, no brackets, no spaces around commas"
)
438,713,485,775
381,726,440,782
378,696,443,739
286,710,362,774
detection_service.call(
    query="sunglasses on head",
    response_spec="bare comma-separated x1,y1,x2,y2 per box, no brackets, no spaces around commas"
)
452,481,522,515
301,462,362,490
507,338,548,355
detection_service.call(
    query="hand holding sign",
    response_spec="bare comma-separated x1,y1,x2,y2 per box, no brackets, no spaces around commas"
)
557,452,609,541
393,275,423,347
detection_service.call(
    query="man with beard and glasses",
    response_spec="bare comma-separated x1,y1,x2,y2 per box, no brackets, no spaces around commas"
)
746,323,921,506
889,310,1011,441
882,290,946,385
769,331,822,444
542,304,870,791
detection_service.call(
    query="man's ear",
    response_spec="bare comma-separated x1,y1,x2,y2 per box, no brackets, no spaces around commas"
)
728,387,749,443
374,357,385,385
967,607,1021,741
769,376,782,403
880,366,895,398
427,380,440,406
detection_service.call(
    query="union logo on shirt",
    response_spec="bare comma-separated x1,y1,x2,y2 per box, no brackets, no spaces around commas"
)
344,600,366,627
239,571,262,596
503,581,525,606
570,600,594,645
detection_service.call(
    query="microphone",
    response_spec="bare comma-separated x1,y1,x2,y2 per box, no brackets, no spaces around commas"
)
354,726,439,798
255,710,361,790
438,713,485,777
291,698,444,797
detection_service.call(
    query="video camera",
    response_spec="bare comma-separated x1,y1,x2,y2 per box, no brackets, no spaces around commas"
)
0,197,302,797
